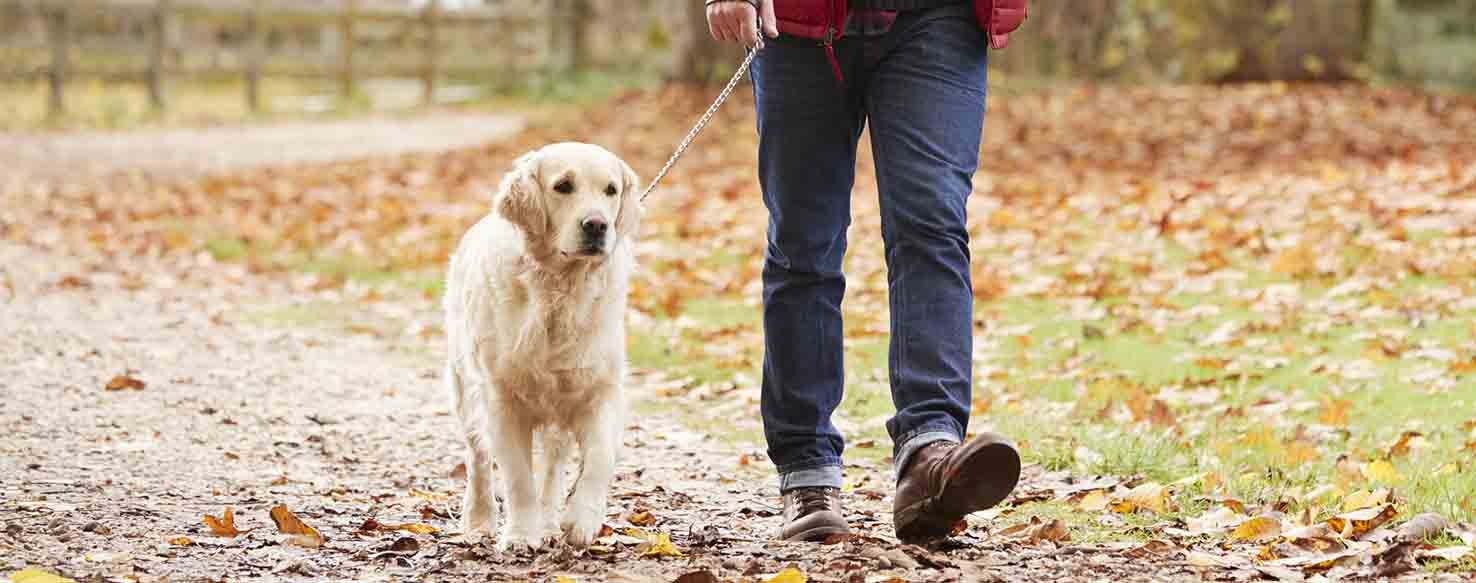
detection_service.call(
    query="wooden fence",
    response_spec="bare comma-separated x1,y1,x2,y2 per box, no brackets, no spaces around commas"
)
0,0,549,117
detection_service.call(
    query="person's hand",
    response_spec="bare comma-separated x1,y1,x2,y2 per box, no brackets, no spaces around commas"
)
706,0,778,48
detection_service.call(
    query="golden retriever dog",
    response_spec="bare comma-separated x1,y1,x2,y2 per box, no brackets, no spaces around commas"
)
443,142,642,551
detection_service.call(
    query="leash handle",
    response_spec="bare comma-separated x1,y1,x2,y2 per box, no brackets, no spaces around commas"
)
639,47,759,203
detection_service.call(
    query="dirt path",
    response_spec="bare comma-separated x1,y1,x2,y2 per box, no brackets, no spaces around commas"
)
0,113,523,183
0,239,1217,583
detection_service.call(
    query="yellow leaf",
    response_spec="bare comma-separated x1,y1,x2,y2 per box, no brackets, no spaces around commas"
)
269,504,325,548
1229,516,1281,542
167,536,194,546
555,577,577,583
1341,488,1391,512
1363,459,1403,483
9,569,78,583
1077,490,1110,512
1434,463,1458,477
203,507,241,537
639,532,683,557
1113,482,1171,514
395,523,438,535
1327,505,1396,539
764,568,807,583
1270,244,1316,276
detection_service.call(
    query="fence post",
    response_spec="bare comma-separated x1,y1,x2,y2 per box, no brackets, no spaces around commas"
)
245,0,264,112
421,0,439,106
148,0,170,111
339,0,357,100
45,3,69,118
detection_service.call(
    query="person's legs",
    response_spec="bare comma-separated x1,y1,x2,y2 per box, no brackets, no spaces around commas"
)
862,4,1021,543
864,3,987,477
751,34,866,493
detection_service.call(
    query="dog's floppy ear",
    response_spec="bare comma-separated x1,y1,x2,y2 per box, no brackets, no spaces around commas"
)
496,149,547,241
615,159,643,241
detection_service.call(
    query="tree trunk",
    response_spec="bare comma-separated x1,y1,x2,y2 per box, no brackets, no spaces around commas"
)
670,1,726,83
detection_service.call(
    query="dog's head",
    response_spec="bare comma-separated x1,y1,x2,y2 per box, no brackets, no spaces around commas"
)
497,142,642,260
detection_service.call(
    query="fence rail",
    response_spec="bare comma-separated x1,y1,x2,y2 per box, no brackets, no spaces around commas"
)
0,0,545,117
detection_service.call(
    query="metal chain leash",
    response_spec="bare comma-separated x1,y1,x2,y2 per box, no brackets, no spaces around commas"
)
639,47,759,203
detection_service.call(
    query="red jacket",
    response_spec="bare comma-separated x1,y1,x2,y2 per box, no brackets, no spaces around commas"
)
774,0,1026,50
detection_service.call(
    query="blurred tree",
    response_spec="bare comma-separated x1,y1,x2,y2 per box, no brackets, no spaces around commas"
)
671,1,728,83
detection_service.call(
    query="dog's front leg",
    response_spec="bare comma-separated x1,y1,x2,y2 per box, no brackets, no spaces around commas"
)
561,391,624,547
449,362,497,535
489,409,543,553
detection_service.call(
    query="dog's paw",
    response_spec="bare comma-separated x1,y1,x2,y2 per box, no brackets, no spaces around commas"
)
459,490,496,534
560,504,605,548
495,522,545,554
460,492,495,534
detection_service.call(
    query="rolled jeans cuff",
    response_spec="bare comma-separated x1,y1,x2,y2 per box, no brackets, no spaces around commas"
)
778,465,844,493
893,429,961,481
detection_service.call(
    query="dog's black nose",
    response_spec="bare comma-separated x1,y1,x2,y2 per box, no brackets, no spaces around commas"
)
581,217,609,240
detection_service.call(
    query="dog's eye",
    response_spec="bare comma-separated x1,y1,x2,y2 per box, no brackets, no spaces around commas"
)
553,180,574,194
604,183,618,197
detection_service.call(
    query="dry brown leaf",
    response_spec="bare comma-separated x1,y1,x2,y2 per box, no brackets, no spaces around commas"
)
203,506,242,537
627,511,656,527
1385,431,1425,459
269,504,325,548
104,373,146,391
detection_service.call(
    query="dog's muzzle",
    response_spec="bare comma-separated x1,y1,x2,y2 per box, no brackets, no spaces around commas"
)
579,217,609,254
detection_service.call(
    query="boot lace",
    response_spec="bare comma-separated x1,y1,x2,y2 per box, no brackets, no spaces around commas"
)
793,487,838,516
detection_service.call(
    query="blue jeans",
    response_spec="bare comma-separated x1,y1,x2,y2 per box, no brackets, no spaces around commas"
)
751,3,988,492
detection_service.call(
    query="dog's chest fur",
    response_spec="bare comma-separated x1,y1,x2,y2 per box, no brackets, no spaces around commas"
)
482,257,622,423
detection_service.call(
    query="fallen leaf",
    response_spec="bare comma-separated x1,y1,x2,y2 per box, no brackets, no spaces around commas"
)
1396,513,1450,542
1076,490,1110,512
673,571,721,583
1341,488,1391,512
638,531,682,557
1385,431,1425,459
1327,505,1396,539
167,536,194,546
10,569,78,583
104,373,145,391
1230,515,1282,542
269,504,325,548
393,523,438,535
1362,459,1403,482
203,507,241,537
554,576,576,583
1113,482,1172,514
1024,518,1070,543
763,568,806,583
1420,546,1472,562
628,511,656,527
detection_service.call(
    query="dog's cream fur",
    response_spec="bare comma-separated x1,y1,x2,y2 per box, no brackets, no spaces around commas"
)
443,142,641,551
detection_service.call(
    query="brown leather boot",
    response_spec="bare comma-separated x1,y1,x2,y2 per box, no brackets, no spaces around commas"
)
893,433,1021,544
778,487,850,542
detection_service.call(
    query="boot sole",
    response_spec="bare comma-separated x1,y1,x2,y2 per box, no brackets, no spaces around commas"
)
894,434,1021,544
781,524,851,543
